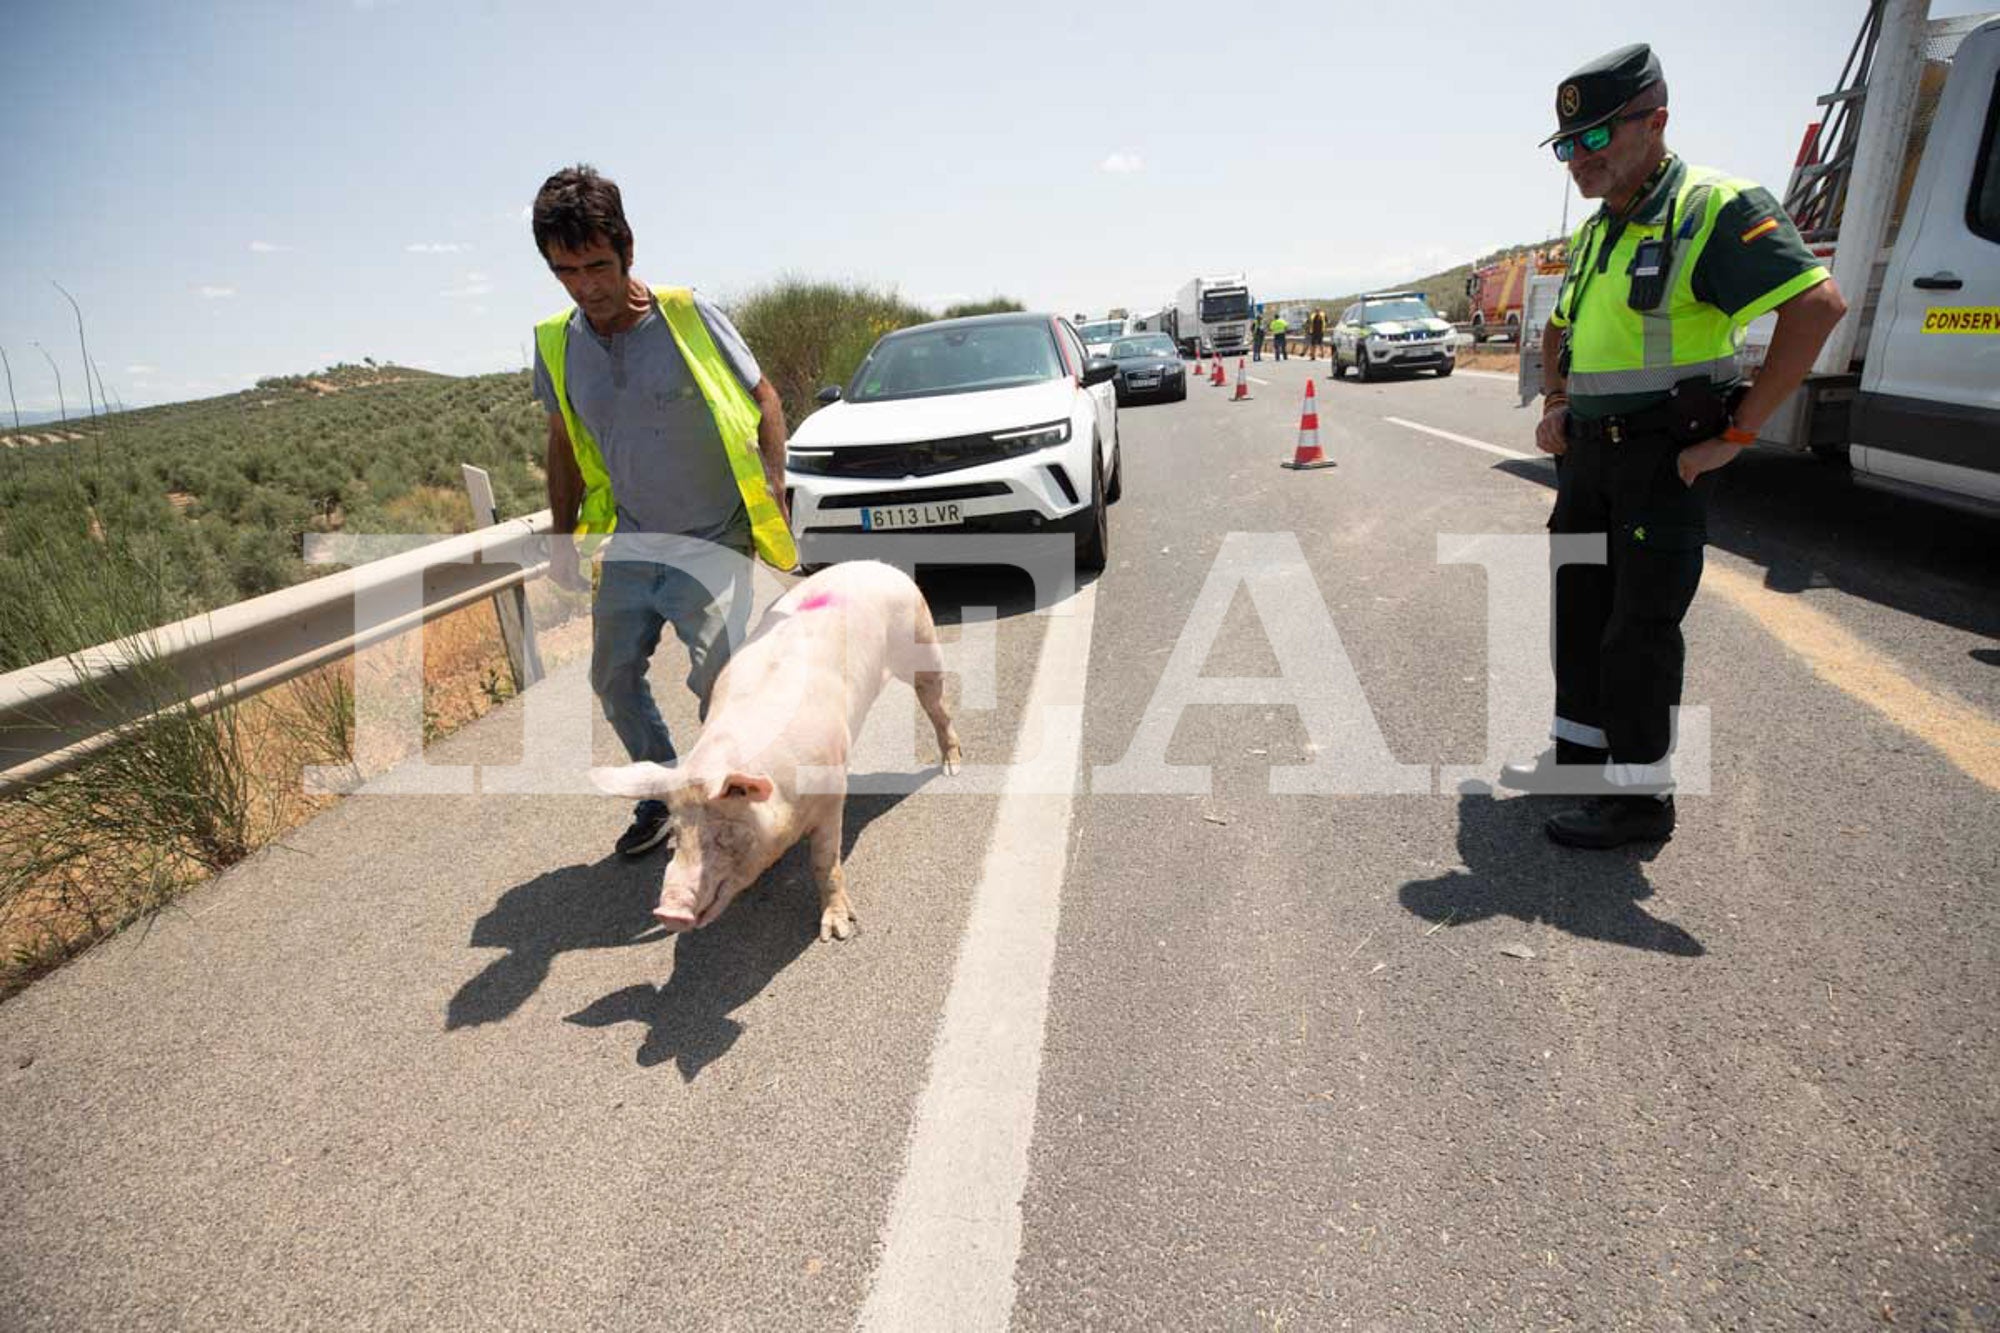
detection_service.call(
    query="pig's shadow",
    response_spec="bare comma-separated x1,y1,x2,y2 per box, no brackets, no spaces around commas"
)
1398,792,1705,956
562,787,919,1079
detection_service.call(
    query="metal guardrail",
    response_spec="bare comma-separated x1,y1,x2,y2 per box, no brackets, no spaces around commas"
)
0,510,556,798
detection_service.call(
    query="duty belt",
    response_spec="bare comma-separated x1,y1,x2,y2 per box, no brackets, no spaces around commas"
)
1566,379,1746,446
1565,402,1681,444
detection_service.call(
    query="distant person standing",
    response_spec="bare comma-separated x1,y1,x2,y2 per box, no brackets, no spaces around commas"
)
1503,45,1845,849
530,163,797,857
1307,308,1327,361
1252,314,1267,361
1270,313,1290,361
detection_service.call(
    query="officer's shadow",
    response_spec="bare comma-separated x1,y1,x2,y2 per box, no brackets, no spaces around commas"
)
560,787,920,1080
1399,791,1704,956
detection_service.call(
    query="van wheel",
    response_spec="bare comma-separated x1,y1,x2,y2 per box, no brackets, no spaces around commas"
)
1075,445,1109,574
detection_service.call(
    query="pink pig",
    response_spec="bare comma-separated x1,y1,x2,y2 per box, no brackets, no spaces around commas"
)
590,561,962,942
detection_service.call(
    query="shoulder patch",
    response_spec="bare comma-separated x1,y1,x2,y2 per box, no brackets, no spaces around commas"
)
1739,217,1780,245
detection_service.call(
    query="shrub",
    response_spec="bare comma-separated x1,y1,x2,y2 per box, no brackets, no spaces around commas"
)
941,297,1026,318
728,279,934,429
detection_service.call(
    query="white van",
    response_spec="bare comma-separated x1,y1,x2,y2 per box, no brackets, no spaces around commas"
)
1742,11,2000,515
1845,14,2000,510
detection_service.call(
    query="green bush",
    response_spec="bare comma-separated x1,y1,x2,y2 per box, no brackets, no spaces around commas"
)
728,279,935,429
941,297,1026,318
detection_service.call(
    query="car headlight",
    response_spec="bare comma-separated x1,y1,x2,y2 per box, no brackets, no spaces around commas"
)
1366,332,1386,345
990,420,1071,457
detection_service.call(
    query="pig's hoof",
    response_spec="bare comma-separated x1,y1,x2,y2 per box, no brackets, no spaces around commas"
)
818,906,856,943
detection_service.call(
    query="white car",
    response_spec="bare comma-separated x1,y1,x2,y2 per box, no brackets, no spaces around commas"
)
1330,292,1457,381
786,313,1122,571
1076,317,1129,360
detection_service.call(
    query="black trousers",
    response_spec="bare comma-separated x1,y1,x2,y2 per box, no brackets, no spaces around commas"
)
1549,428,1715,782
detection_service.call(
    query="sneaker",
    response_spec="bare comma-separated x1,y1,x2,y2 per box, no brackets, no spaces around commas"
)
615,800,672,857
1499,740,1614,795
1545,795,1675,849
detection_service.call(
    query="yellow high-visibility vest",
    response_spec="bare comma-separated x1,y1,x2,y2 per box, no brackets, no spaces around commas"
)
535,287,796,570
1550,161,1827,402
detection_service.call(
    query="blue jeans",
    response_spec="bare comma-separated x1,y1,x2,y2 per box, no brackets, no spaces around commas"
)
589,538,753,814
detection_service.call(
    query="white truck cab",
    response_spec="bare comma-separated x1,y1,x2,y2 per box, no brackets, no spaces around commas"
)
1848,13,2000,509
1741,8,2000,515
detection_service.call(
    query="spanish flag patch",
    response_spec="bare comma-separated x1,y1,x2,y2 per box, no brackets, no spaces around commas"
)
1740,217,1780,245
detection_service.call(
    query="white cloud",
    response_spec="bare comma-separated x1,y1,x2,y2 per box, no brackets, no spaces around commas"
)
406,242,467,254
125,363,158,375
248,240,290,253
1099,151,1144,174
197,285,236,299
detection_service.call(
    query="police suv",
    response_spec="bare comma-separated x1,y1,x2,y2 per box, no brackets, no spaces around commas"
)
1331,292,1457,381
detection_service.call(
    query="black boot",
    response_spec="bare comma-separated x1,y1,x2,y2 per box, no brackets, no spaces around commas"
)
1498,740,1612,795
1545,795,1675,849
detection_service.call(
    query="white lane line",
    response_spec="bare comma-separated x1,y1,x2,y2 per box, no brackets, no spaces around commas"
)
1249,375,1272,386
1384,415,1537,462
858,579,1098,1333
1456,369,1517,381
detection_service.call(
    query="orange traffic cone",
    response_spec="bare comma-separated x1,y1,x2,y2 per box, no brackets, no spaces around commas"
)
1281,379,1334,470
1210,356,1225,386
1232,357,1250,401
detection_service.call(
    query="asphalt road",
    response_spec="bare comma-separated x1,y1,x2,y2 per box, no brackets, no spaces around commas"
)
3,359,1995,1331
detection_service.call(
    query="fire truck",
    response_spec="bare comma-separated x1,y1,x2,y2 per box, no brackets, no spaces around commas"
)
1464,247,1567,343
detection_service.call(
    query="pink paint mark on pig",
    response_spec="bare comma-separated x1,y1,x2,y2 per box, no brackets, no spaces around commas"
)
796,591,841,612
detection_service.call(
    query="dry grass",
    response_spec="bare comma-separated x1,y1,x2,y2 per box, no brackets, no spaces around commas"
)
0,584,592,999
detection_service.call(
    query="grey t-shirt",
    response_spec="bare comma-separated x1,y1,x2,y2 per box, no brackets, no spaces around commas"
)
533,291,763,544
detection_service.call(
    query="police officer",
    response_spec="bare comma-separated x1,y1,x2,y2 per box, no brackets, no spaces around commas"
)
1501,44,1847,848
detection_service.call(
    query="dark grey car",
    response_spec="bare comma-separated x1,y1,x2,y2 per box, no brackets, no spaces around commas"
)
1108,334,1188,404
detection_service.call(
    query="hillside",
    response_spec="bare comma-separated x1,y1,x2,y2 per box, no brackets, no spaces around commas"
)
0,363,547,671
1276,237,1568,321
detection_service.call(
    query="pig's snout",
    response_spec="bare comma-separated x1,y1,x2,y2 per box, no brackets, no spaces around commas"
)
652,904,698,933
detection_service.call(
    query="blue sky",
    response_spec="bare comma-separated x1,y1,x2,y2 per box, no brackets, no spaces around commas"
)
2,0,1989,413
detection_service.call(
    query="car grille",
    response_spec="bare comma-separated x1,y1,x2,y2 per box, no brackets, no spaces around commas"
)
818,482,1010,510
788,432,1045,479
1387,329,1439,342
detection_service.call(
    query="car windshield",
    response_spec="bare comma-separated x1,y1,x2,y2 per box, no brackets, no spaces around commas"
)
1079,321,1125,343
848,322,1064,403
1200,290,1250,321
1360,298,1438,323
1111,336,1177,359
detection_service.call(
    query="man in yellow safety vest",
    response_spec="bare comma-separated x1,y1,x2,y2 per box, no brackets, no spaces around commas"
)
1503,44,1847,848
531,163,796,857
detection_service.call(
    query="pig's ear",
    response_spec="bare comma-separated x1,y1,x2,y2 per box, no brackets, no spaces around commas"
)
588,761,684,798
711,772,775,803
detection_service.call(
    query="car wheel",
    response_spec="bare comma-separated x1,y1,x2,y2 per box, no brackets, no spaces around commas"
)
1333,345,1348,379
1435,362,1454,378
1105,434,1124,504
1074,443,1108,574
1357,349,1375,382
1172,382,1187,401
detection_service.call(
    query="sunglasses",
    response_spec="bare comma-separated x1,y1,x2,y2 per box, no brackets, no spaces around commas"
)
1552,110,1657,162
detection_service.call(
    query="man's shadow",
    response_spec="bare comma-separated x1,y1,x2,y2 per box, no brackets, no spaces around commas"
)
449,788,922,1079
446,853,667,1031
1399,792,1704,956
